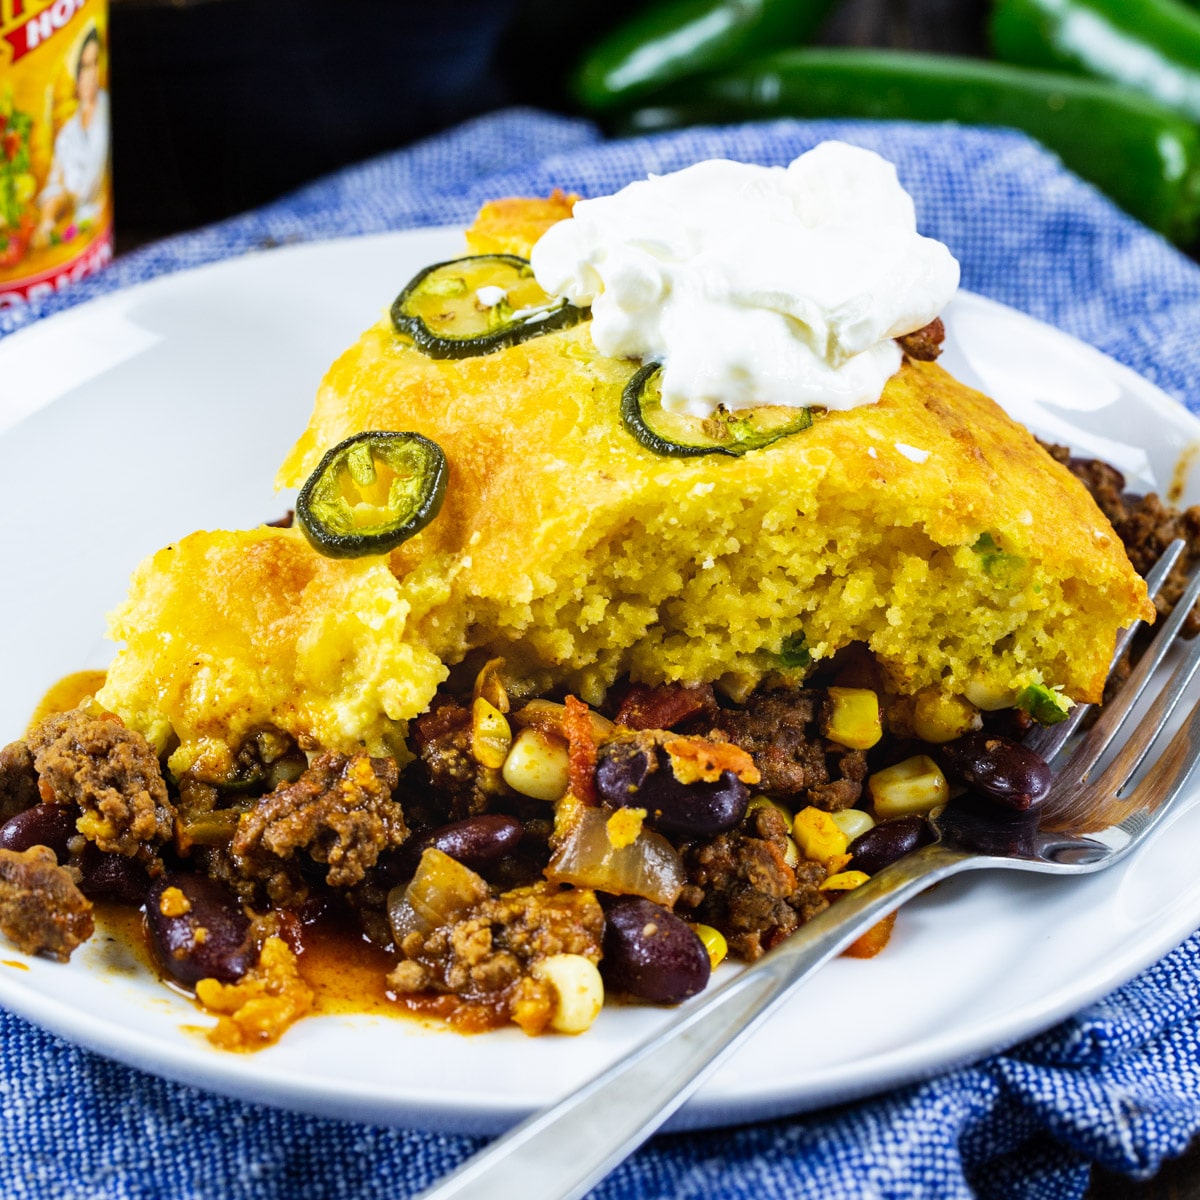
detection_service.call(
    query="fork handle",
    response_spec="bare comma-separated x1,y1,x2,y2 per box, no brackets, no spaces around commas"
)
418,842,977,1200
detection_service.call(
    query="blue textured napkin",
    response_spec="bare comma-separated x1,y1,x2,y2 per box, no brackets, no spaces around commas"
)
4,109,1200,1200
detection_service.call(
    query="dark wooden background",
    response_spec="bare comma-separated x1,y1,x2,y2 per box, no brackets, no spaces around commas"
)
108,0,1199,1193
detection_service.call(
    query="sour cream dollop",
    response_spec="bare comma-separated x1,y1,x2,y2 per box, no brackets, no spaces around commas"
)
530,142,960,417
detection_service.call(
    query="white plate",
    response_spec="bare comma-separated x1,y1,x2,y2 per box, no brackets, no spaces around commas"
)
1,228,1200,1135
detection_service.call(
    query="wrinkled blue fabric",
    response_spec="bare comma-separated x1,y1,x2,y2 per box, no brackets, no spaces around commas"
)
3,108,1200,1199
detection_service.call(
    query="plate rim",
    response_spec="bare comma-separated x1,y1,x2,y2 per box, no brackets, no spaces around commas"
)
1,226,1199,1133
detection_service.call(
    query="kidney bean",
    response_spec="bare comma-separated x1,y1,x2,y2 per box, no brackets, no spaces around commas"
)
0,803,76,860
420,814,524,871
145,873,255,987
937,733,1052,812
76,845,151,905
600,896,710,1004
596,742,749,837
847,815,932,876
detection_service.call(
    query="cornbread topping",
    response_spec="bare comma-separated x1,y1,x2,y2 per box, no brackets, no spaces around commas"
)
530,141,961,417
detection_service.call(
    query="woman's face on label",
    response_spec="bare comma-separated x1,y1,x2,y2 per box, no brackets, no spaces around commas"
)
78,42,100,106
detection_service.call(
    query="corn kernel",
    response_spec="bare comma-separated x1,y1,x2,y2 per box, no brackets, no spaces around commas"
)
471,696,512,769
690,924,728,970
868,755,949,819
964,675,1017,712
824,687,883,750
792,807,850,867
911,689,981,744
830,809,875,842
820,870,871,892
532,954,604,1034
783,835,800,868
502,726,570,801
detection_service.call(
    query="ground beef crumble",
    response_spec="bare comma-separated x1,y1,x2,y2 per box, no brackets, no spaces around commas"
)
714,690,868,810
0,740,39,824
26,709,174,863
1044,440,1200,635
389,881,604,1034
896,317,945,361
230,751,405,904
676,804,828,961
411,698,491,818
0,846,94,960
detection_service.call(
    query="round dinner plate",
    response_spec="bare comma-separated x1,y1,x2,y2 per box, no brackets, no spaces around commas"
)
1,228,1200,1135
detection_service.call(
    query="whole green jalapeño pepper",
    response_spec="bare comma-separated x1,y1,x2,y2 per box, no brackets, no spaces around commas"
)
571,0,841,112
991,0,1200,124
618,49,1200,243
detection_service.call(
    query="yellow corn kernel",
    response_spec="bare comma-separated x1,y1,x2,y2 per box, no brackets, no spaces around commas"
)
824,687,883,750
745,794,794,826
830,809,875,842
502,726,570,801
690,924,728,970
471,696,512,769
820,870,871,892
792,806,851,867
868,755,949,819
911,689,981,744
532,954,604,1034
964,675,1017,713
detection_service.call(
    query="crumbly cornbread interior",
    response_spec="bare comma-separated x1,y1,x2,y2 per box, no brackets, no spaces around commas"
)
96,195,1153,779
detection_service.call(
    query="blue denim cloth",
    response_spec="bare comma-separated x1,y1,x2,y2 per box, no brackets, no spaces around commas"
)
3,109,1200,1199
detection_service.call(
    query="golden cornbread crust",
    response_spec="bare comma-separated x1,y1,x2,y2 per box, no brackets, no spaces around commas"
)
97,200,1152,775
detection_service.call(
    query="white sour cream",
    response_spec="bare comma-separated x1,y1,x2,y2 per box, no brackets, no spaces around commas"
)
530,141,960,416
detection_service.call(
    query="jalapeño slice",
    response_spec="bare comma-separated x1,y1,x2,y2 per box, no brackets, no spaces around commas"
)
391,254,585,359
621,363,813,458
296,431,447,558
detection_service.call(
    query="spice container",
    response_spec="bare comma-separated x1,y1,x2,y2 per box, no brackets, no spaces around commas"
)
0,0,112,308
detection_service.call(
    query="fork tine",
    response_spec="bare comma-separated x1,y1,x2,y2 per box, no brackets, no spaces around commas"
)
1026,539,1185,766
1056,552,1200,784
1073,685,1200,835
1046,570,1200,825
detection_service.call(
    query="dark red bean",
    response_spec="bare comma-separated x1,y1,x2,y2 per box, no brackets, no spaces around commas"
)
847,815,932,876
144,873,254,987
0,803,76,860
601,896,710,1004
937,733,1052,812
420,814,524,871
596,742,749,837
76,845,151,904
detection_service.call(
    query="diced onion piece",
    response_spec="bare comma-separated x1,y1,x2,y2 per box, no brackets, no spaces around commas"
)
545,806,684,907
792,806,850,867
389,847,488,942
503,726,570,801
532,954,604,1034
830,809,875,841
868,755,948,819
824,688,883,750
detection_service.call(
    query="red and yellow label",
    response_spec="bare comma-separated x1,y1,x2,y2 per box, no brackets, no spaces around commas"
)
0,0,111,307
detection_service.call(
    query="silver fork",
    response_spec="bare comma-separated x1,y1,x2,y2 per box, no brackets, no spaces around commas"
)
420,541,1200,1200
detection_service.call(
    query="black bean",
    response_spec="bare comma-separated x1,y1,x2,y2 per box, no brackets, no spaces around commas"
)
848,815,931,876
601,896,710,1004
144,873,254,987
596,742,749,837
0,803,76,860
76,845,151,904
937,733,1052,812
422,814,524,871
